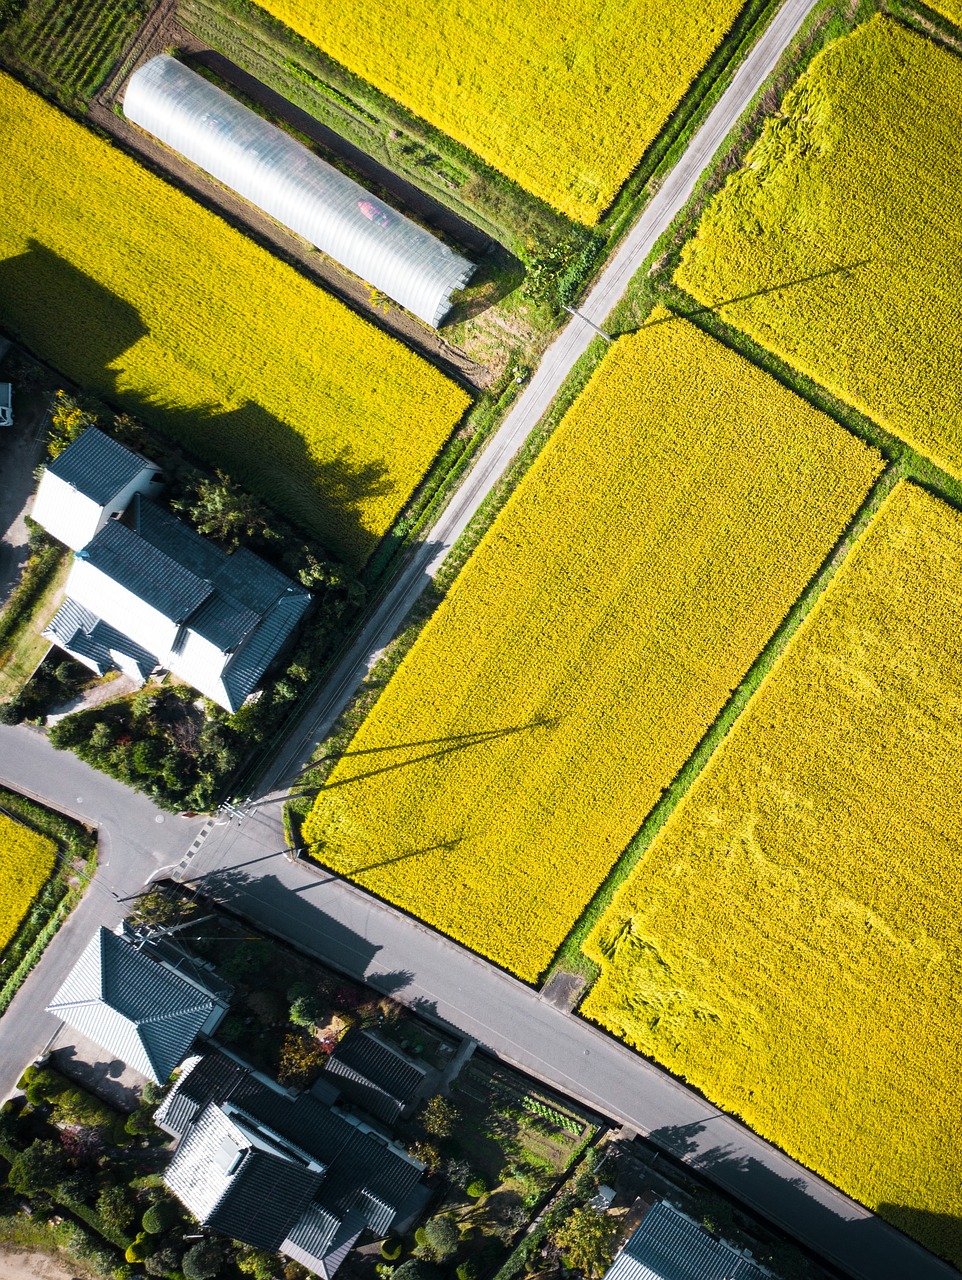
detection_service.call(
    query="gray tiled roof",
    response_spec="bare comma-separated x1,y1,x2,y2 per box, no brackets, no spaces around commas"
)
46,929,218,1084
325,1030,427,1124
157,1052,425,1237
605,1202,768,1280
222,585,311,709
79,519,211,624
44,597,157,679
48,427,154,505
283,1206,366,1280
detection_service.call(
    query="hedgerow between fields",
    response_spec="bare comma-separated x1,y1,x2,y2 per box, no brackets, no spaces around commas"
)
303,314,880,980
0,74,468,568
675,16,962,482
581,482,962,1266
254,0,748,224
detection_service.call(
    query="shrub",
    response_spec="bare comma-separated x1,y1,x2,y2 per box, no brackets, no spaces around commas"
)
423,1215,459,1259
421,1095,459,1138
126,1233,151,1263
182,1238,225,1280
142,1200,177,1233
466,1178,486,1199
97,1184,137,1235
8,1138,69,1195
381,1238,403,1260
145,1245,182,1277
289,992,326,1028
394,1262,440,1280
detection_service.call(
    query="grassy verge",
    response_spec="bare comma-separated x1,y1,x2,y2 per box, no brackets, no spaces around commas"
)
0,788,96,1016
0,544,69,703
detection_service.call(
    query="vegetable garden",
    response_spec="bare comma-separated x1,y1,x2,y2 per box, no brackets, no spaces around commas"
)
675,17,962,482
303,314,880,980
581,482,962,1266
0,75,468,568
254,0,749,223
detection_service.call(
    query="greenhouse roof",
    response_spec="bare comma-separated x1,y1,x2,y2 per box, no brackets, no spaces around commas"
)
123,55,475,327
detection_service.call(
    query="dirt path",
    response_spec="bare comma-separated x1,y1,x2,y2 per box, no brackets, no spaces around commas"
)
0,1248,84,1280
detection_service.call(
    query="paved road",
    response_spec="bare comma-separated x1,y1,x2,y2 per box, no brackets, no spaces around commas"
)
2,2,956,1277
0,728,956,1280
253,0,822,794
0,725,207,1095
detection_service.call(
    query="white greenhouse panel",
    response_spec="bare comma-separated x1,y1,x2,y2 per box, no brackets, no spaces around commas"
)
123,55,475,327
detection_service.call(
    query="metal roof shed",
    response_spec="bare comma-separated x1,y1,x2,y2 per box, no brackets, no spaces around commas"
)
122,56,475,327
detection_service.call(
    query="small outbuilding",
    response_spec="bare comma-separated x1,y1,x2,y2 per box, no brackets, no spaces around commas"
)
603,1200,770,1280
323,1028,428,1125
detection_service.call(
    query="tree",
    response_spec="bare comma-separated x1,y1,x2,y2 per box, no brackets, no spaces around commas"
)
422,1095,459,1138
7,1139,69,1195
553,1207,615,1279
409,1141,441,1175
182,1238,225,1280
423,1215,459,1259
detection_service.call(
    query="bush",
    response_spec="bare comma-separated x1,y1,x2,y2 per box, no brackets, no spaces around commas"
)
456,1265,476,1280
421,1095,459,1138
145,1245,182,1277
126,1233,151,1263
142,1200,177,1233
97,1184,137,1235
8,1139,69,1195
394,1262,440,1280
183,1238,225,1280
289,992,327,1027
381,1238,403,1261
466,1178,486,1199
423,1216,459,1259
126,1104,160,1138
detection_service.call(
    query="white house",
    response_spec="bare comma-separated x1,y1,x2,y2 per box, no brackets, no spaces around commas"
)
31,426,163,551
35,428,311,711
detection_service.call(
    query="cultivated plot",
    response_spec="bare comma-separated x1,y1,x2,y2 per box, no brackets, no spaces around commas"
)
0,811,57,951
0,76,468,567
303,314,881,980
582,482,962,1266
255,0,749,224
675,17,962,480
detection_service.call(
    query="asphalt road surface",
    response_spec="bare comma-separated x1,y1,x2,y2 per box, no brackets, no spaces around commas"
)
2,1,956,1277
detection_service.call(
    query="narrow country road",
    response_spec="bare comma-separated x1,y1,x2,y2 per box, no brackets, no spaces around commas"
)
2,3,953,1279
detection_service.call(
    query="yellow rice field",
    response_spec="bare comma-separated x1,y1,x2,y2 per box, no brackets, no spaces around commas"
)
0,813,58,953
0,74,468,567
257,0,747,224
675,17,962,481
582,481,962,1266
303,314,881,980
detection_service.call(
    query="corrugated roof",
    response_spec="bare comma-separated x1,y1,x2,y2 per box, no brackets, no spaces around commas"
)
605,1202,769,1280
47,426,154,505
79,519,212,624
47,929,218,1084
123,56,475,327
325,1030,427,1124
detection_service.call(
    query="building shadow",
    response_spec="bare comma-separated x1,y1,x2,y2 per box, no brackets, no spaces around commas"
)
0,241,405,568
197,866,383,980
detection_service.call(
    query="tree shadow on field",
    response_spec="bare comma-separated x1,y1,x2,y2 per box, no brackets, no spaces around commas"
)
646,1120,960,1278
0,241,404,568
646,259,872,325
314,716,558,789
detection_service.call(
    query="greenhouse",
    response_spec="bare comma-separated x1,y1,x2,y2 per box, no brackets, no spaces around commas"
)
122,56,475,327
